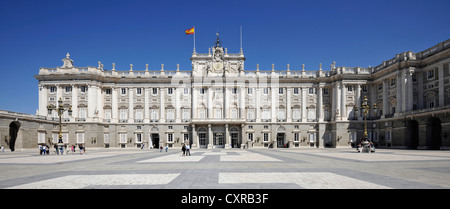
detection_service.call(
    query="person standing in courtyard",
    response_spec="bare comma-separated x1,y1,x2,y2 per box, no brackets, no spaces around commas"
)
165,145,168,152
186,144,190,156
1,145,4,152
181,144,186,156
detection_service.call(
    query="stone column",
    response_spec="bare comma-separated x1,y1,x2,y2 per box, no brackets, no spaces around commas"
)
175,87,181,122
144,88,150,123
286,88,292,122
405,68,414,111
160,88,165,123
39,85,47,117
302,87,307,122
97,86,103,121
111,87,118,123
396,74,402,116
438,64,445,106
128,87,134,123
341,82,346,120
111,87,119,123
192,87,197,119
208,87,213,119
382,80,388,118
256,88,261,122
317,85,323,122
335,83,341,121
208,124,212,149
271,87,277,122
192,124,197,148
240,86,245,119
355,84,361,119
225,124,230,149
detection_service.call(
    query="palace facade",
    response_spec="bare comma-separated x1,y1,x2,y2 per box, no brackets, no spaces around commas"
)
4,37,450,150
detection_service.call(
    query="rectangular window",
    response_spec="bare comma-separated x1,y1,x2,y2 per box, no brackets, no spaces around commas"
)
309,133,315,143
38,132,45,144
199,109,206,119
77,132,85,144
263,133,269,142
50,86,57,93
119,133,127,144
248,133,253,141
231,108,238,119
136,88,142,95
293,88,299,94
136,133,142,143
152,88,158,95
292,109,301,120
168,88,173,95
119,109,127,120
167,133,173,143
105,88,112,95
347,86,353,92
427,69,435,79
79,108,87,119
135,109,143,120
166,109,175,120
247,108,255,120
247,88,253,95
215,108,222,119
80,86,87,93
104,109,111,120
182,109,190,120
62,133,68,143
104,133,110,143
294,133,299,142
184,88,189,95
278,88,284,94
263,87,269,95
121,88,126,95
151,109,159,121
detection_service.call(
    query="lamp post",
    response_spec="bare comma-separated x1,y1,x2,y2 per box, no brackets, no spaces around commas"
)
47,97,72,154
354,95,377,140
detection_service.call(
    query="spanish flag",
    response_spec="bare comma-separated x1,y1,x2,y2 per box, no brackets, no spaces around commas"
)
185,27,195,35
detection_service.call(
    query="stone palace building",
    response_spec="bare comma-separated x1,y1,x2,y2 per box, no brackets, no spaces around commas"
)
1,37,450,150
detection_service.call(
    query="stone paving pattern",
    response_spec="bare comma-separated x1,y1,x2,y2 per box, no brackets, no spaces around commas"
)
0,148,449,189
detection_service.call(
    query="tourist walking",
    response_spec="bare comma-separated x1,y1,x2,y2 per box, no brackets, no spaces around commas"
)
165,145,168,152
1,145,4,152
181,144,186,156
185,144,190,156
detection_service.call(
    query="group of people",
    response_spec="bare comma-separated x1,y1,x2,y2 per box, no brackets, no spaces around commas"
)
356,138,376,153
181,143,191,156
37,144,86,155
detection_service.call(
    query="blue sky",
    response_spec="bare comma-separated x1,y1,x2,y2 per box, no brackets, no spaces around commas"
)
0,0,449,114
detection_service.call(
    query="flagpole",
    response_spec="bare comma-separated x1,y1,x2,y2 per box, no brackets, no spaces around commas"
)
193,25,196,53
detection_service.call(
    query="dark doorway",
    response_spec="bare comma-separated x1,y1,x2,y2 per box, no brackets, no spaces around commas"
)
277,133,286,148
151,134,160,148
231,133,239,148
426,117,442,150
9,120,21,152
199,133,207,148
406,120,419,149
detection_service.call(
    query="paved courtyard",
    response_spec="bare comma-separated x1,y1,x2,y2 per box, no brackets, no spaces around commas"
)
0,147,450,189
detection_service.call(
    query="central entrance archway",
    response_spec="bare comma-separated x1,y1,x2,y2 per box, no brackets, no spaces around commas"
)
406,119,419,149
277,133,286,148
213,132,225,148
426,117,442,150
